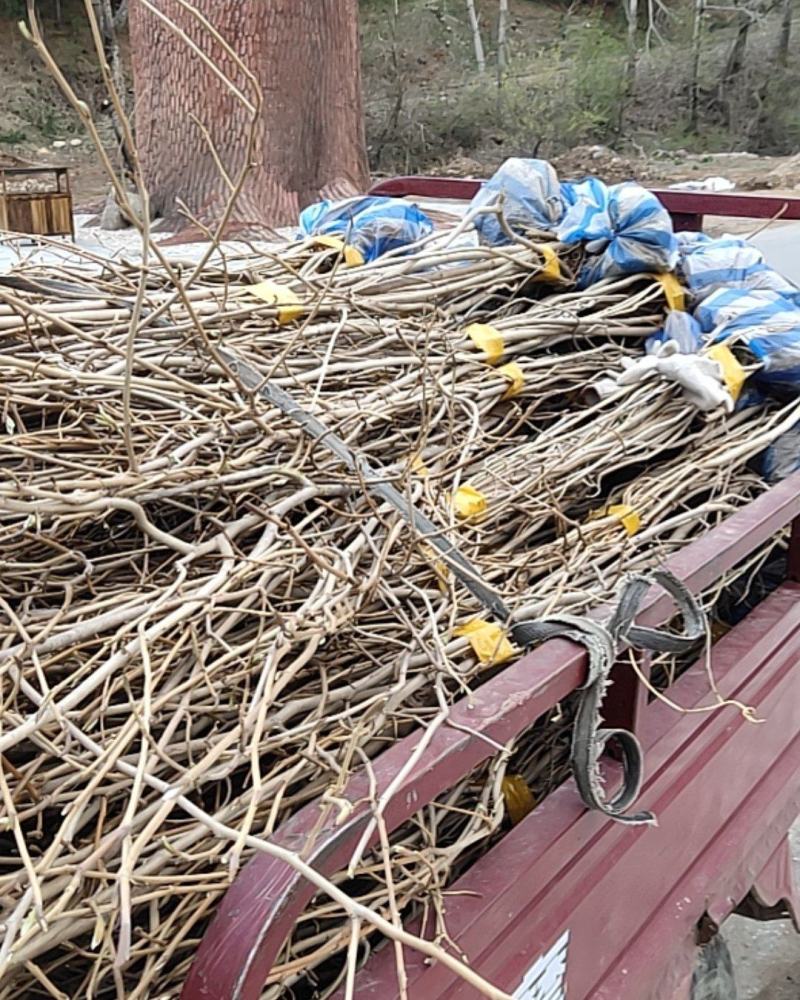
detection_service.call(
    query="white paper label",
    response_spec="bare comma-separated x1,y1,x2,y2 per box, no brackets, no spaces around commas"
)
513,930,570,1000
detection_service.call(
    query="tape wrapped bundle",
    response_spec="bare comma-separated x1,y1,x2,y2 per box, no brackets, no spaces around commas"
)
466,158,678,285
299,194,434,264
469,156,564,246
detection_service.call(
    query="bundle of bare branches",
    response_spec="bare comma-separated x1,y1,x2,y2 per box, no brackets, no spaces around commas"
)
0,222,797,1000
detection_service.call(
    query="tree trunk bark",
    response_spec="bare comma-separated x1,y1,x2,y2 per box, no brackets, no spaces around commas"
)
465,0,486,73
689,0,704,132
128,0,369,228
98,0,131,170
114,0,129,30
776,0,793,66
621,0,639,129
721,5,752,91
497,0,509,72
718,5,752,128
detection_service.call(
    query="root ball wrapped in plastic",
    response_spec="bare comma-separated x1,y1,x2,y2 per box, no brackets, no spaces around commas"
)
695,287,800,395
679,234,797,301
468,157,564,245
298,195,434,263
559,180,678,285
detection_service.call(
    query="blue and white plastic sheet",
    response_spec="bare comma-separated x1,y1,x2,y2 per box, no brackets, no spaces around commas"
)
298,196,434,263
467,158,563,247
588,183,678,283
679,235,797,301
695,287,800,394
559,181,678,284
469,159,678,284
557,177,610,248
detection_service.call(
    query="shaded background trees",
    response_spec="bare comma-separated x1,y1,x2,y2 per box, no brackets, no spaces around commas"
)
361,0,798,170
0,0,797,218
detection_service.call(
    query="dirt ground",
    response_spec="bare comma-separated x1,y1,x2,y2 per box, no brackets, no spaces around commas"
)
4,141,800,219
726,825,800,1000
552,144,800,191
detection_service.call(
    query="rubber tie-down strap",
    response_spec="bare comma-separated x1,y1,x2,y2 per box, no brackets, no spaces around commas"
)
219,349,511,624
512,569,706,826
220,352,707,826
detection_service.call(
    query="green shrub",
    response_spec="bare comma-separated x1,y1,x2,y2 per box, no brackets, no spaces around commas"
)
364,10,633,172
0,128,26,144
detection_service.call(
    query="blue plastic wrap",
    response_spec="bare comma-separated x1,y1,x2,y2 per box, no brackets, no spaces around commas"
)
468,158,564,246
695,287,800,394
591,182,678,281
645,310,704,354
679,235,797,302
559,180,678,284
467,160,677,283
676,231,712,252
557,177,610,248
298,196,434,263
762,423,800,483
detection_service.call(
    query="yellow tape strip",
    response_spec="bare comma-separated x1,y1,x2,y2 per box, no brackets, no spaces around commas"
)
705,343,746,402
498,361,525,400
410,454,429,477
465,323,504,365
502,774,537,825
533,244,562,283
310,235,365,267
653,272,686,312
591,503,641,536
248,281,303,324
453,485,488,520
608,504,641,536
433,560,450,594
419,544,450,593
454,618,515,665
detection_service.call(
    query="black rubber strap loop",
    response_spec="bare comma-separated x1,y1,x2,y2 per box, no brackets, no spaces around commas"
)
221,349,513,622
513,568,706,826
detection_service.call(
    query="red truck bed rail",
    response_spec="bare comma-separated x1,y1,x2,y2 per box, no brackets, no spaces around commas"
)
369,175,800,232
184,474,800,1000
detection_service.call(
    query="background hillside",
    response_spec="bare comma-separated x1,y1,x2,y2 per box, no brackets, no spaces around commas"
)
1,0,798,203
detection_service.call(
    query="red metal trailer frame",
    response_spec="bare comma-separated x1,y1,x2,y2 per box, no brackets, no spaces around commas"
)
369,175,800,233
183,183,800,1000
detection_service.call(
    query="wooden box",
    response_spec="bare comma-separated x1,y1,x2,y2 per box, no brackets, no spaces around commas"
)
0,165,75,239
